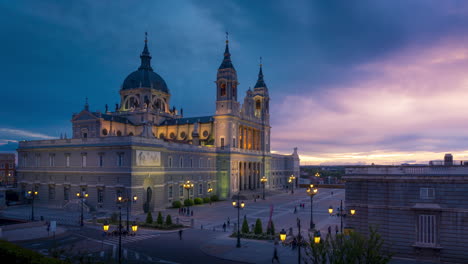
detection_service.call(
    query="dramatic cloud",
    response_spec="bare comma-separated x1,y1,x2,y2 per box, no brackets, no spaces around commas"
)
0,128,54,140
272,37,468,164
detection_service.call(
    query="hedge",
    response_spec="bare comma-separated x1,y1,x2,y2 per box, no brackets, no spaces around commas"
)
0,240,67,264
184,199,194,206
172,201,182,208
194,198,203,205
203,197,211,203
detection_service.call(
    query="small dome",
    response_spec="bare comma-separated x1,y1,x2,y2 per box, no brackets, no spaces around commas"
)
122,69,169,93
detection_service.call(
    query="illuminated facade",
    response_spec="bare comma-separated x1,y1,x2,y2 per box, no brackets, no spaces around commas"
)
16,35,300,213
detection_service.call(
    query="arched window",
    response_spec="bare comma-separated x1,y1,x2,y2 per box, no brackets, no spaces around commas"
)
102,129,108,136
168,157,172,168
256,100,261,110
159,133,165,139
220,83,226,96
117,131,122,136
179,157,183,168
128,132,134,136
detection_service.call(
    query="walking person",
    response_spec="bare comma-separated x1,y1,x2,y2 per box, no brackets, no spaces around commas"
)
294,206,297,214
335,225,339,235
328,225,331,235
227,217,230,227
223,222,227,232
179,229,183,240
272,245,280,263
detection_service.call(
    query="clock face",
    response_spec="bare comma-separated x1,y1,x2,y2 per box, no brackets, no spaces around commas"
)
203,131,209,137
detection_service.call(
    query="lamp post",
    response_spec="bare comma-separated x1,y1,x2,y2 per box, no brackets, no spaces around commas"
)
328,200,355,234
117,194,138,231
232,193,245,248
306,184,318,230
26,190,38,221
183,181,194,214
288,175,296,194
279,219,304,264
114,196,139,264
314,230,321,244
260,176,267,200
76,191,88,227
314,172,320,178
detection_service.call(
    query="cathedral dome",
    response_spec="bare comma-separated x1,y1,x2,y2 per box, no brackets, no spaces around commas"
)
121,34,170,94
122,69,169,93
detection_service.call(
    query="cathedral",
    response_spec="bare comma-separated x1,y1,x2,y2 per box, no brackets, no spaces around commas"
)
16,35,300,213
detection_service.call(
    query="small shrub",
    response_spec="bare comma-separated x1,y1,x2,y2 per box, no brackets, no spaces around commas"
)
146,211,153,224
172,200,182,208
165,214,173,225
203,197,211,203
157,211,164,225
210,195,219,202
267,220,275,235
184,199,194,206
194,197,203,204
242,215,249,234
254,218,263,234
110,212,118,223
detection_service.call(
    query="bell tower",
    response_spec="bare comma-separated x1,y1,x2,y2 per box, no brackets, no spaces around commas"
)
215,33,240,115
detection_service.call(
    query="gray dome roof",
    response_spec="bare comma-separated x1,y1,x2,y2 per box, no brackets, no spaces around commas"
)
121,37,170,94
122,69,169,93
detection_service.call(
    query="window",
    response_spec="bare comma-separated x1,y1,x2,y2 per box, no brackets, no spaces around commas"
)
116,189,123,199
48,186,55,200
198,184,203,195
190,158,193,168
221,138,225,149
8,163,13,168
22,155,27,167
220,83,226,96
179,157,183,168
417,214,437,246
98,189,104,203
35,154,40,167
81,154,87,167
1,164,4,169
208,158,211,168
199,158,202,168
102,129,108,136
65,154,70,167
190,188,193,196
99,155,104,167
420,188,435,199
168,157,173,168
117,153,124,167
117,131,122,136
233,138,236,148
168,186,173,198
49,154,55,167
179,185,184,196
64,186,70,201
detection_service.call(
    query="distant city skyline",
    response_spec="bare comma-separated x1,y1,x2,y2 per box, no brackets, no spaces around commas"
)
2,1,468,165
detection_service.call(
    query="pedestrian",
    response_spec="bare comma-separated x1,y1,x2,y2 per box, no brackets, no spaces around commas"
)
328,225,331,235
191,210,194,216
178,208,181,215
331,191,334,196
223,222,226,232
227,217,230,226
272,246,280,263
179,229,183,240
335,225,338,235
294,206,297,214
292,238,297,250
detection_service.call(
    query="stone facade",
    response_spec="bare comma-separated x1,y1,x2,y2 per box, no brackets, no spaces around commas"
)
16,35,300,213
0,153,15,186
345,166,468,263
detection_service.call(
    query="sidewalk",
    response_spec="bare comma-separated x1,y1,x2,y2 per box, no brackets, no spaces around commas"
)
1,221,67,242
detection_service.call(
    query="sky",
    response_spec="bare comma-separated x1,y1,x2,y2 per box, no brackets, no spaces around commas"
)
2,0,468,165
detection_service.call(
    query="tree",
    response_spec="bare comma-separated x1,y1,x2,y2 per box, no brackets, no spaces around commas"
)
184,199,194,206
145,211,153,224
254,219,263,234
241,215,249,234
165,214,173,226
157,211,164,225
305,226,392,264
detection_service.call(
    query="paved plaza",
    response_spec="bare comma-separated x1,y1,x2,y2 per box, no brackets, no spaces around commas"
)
1,188,429,263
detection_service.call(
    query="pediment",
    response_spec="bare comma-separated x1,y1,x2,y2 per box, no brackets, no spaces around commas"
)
72,111,98,121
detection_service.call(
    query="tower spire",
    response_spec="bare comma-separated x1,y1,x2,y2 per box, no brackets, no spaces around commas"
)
219,32,234,69
84,97,89,111
139,32,153,71
254,56,267,89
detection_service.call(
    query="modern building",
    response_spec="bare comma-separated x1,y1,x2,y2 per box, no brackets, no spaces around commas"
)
344,162,468,263
16,35,300,213
0,153,15,186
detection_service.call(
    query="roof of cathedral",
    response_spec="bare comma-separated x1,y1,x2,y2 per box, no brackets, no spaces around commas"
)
219,39,235,70
162,116,214,125
100,113,136,125
121,34,169,93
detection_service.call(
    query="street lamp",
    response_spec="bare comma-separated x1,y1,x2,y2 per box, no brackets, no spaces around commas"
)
306,184,318,230
328,200,356,234
76,191,89,227
131,221,138,233
288,175,296,194
232,195,245,248
260,176,267,200
26,190,38,221
279,229,287,243
314,172,320,177
102,221,110,233
314,231,321,244
183,181,194,215
116,195,138,264
117,194,138,231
